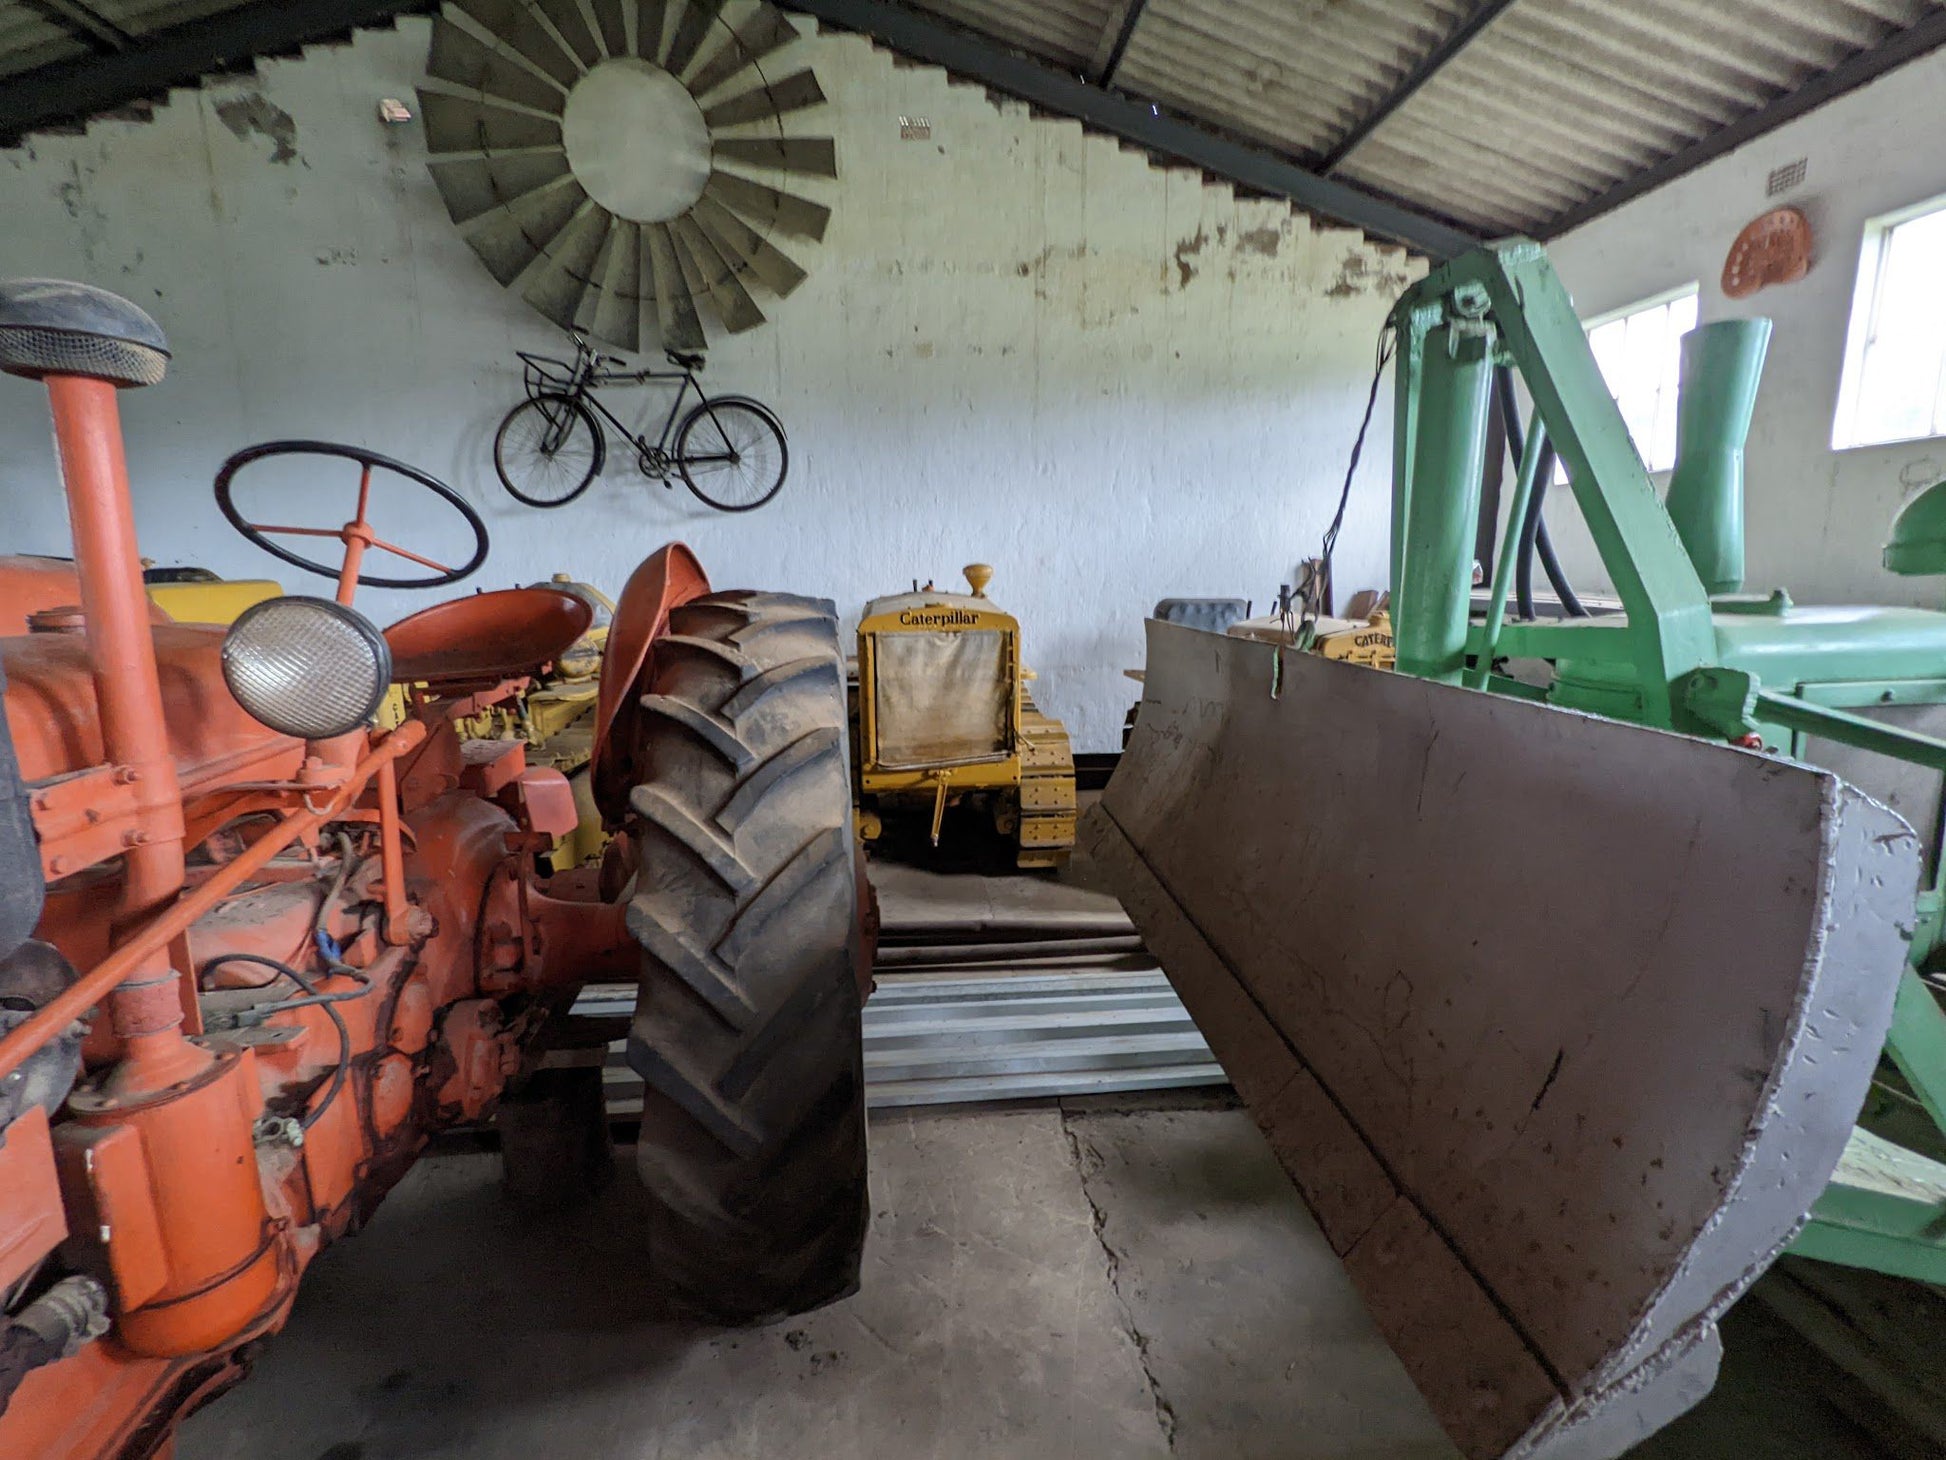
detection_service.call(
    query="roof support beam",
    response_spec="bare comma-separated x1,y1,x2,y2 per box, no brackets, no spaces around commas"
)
17,0,131,55
0,0,434,145
1320,0,1518,173
1092,0,1151,87
781,0,1477,258
1544,8,1946,237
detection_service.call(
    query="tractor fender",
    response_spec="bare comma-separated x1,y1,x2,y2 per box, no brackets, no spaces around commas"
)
590,543,709,824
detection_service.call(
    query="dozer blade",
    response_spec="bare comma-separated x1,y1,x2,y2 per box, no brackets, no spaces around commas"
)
1082,621,1919,1460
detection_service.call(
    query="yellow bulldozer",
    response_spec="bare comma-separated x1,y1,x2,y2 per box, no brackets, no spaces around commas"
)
849,564,1075,869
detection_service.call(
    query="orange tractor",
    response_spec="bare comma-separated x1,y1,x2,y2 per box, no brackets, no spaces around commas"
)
0,279,871,1457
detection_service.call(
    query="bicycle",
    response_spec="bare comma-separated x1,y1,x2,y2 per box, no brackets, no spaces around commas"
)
493,332,789,512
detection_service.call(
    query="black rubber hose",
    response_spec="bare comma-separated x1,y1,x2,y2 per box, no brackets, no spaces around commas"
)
200,952,358,1129
1492,370,1534,618
1492,368,1587,619
1532,492,1587,618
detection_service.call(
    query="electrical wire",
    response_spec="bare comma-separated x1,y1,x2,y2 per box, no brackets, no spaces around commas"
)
314,832,358,939
1303,322,1396,647
313,831,364,973
199,952,365,1130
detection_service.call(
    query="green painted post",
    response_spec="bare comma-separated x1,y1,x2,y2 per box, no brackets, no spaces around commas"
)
1394,311,1495,683
1665,318,1772,595
1465,405,1546,690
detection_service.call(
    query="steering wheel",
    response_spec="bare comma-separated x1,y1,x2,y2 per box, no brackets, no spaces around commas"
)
214,440,489,597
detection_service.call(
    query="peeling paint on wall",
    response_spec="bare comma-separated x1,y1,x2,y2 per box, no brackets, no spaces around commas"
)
1172,228,1208,289
1327,251,1410,298
1236,225,1282,258
214,94,300,165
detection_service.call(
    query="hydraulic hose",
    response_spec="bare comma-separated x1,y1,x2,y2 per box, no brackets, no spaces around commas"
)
1492,367,1587,619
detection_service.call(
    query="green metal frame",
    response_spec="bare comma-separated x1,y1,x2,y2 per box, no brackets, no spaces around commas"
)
1389,239,1946,1283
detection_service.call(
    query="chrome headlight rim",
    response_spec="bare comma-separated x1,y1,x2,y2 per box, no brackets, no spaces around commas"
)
220,594,392,740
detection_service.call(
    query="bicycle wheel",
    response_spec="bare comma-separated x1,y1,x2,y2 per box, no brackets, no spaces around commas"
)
494,393,605,508
675,395,788,513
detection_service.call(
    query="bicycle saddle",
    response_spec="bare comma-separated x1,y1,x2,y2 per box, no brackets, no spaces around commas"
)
665,349,705,371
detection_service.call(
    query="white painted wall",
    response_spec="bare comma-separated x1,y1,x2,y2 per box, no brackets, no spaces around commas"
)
1544,49,1946,611
0,19,1417,750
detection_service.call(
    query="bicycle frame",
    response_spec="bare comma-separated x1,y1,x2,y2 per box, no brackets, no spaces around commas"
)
515,342,698,459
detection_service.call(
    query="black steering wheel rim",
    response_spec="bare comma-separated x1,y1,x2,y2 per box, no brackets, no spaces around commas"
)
214,439,490,590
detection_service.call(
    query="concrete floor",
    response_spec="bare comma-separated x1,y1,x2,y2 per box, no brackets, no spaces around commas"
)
179,1099,1900,1460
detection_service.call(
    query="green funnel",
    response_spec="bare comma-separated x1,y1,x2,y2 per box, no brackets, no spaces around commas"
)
1665,318,1772,595
1886,480,1946,575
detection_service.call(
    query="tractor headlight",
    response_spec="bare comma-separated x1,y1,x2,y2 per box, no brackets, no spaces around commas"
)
221,596,392,739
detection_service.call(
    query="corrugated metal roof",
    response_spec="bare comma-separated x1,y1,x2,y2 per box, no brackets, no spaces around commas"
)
913,0,1117,70
1,0,1942,240
900,0,1946,237
0,0,345,80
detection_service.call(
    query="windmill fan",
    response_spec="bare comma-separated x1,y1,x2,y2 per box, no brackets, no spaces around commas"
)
418,0,837,350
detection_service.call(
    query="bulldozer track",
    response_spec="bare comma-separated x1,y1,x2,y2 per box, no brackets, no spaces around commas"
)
1016,691,1077,869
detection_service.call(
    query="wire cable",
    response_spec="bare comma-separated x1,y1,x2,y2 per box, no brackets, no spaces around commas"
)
1303,323,1396,648
199,952,363,1130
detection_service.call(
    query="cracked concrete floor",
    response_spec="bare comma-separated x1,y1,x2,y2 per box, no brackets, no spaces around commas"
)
177,1100,1889,1460
179,1101,1453,1460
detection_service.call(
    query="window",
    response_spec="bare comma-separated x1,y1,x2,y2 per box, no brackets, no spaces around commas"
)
1834,194,1946,449
1580,285,1698,475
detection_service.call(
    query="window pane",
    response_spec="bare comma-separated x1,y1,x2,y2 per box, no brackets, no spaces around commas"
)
1651,294,1696,470
1576,289,1696,474
1842,202,1946,448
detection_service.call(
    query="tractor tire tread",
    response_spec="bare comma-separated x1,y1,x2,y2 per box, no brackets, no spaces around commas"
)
623,588,867,1324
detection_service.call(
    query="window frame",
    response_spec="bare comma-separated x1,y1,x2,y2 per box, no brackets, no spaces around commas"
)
1832,190,1946,451
1554,282,1700,484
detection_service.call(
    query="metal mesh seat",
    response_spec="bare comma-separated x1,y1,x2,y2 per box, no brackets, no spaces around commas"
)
0,279,170,388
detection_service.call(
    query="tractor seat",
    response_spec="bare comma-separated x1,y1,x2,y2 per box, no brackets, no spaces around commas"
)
385,586,593,687
664,349,704,371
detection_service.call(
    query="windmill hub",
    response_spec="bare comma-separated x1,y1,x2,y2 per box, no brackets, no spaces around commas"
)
561,58,711,224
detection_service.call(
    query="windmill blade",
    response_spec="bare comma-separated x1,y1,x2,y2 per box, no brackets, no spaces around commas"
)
711,135,835,178
426,0,831,349
462,175,589,284
663,0,725,79
449,0,583,87
589,0,628,56
690,193,806,297
632,0,668,61
684,2,797,99
587,218,644,350
672,215,766,333
427,147,571,223
533,0,603,69
706,170,830,242
428,17,567,115
521,202,613,329
644,222,704,350
418,88,563,155
702,68,825,128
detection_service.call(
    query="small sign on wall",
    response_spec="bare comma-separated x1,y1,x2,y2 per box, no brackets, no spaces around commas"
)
899,115,932,141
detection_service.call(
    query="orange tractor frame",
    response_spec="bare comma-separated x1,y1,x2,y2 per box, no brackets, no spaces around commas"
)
0,281,872,1456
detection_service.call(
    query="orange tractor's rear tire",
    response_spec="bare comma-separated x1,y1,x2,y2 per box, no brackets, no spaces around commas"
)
622,590,868,1323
